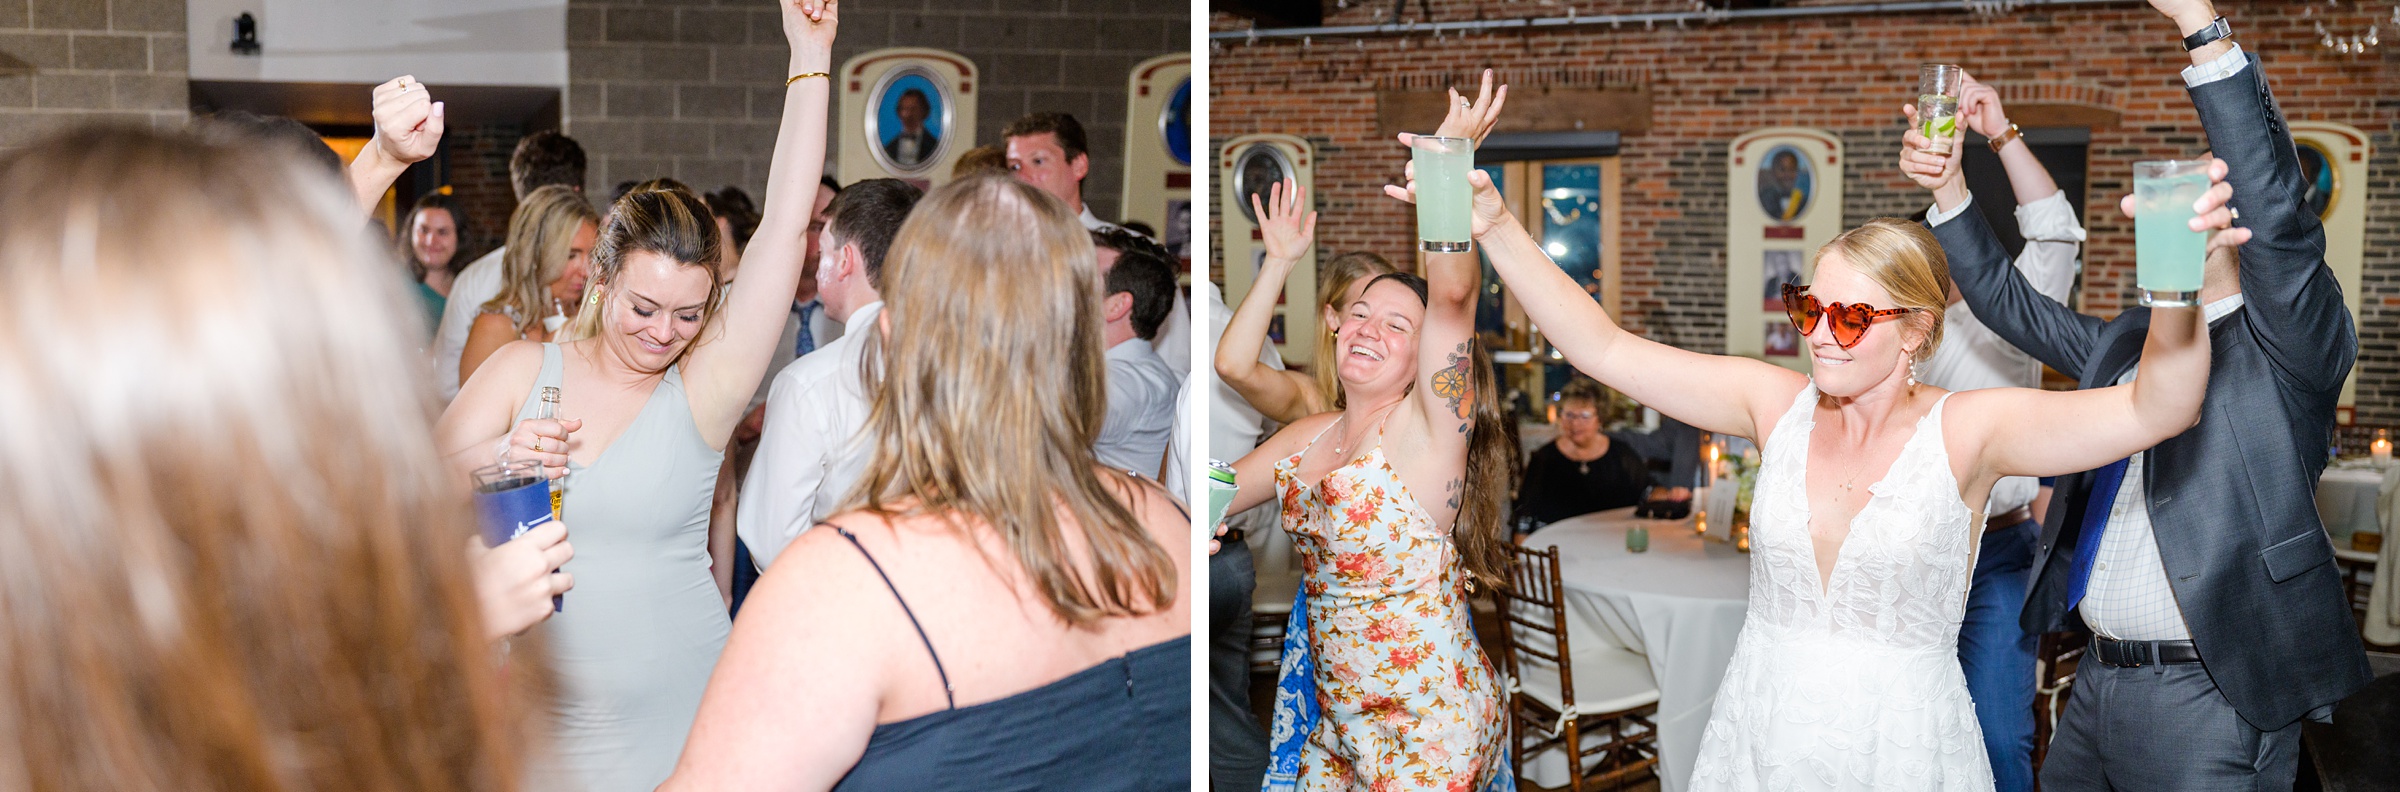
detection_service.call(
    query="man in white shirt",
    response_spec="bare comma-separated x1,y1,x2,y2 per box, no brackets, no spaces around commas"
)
1089,229,1182,476
432,131,586,400
1004,111,1189,375
735,178,921,578
1912,78,2084,792
1200,279,1278,791
742,176,847,435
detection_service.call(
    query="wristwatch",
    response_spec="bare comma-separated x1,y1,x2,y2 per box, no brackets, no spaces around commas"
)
1987,123,2022,154
2182,16,2232,51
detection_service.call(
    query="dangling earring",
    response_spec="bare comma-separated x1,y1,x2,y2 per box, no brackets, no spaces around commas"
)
1906,357,1920,388
587,289,601,306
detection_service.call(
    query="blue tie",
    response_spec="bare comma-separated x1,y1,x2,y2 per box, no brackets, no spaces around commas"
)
2064,457,2132,613
794,301,819,358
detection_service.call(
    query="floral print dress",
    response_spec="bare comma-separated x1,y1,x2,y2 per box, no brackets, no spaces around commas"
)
1271,426,1508,791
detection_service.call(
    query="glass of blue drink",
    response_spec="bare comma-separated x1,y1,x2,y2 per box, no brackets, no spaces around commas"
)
2133,160,2210,308
1411,135,1475,252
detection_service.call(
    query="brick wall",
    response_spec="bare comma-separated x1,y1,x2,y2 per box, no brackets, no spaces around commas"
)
443,123,530,264
565,0,1183,221
1211,0,2400,424
0,0,188,146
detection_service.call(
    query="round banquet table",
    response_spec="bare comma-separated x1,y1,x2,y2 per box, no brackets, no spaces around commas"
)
1521,506,1749,792
2320,465,2386,545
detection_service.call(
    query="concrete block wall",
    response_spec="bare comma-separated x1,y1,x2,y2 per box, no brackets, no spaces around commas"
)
0,0,189,146
1210,0,2400,424
565,0,1184,221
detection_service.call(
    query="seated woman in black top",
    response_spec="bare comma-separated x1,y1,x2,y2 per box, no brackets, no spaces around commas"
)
1515,379,1651,527
660,175,1191,789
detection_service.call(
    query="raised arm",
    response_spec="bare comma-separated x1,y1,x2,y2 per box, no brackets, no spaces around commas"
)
2167,0,2354,393
1214,178,1323,424
1960,76,2084,304
1959,160,2247,484
1469,203,1801,441
1392,73,1505,456
682,0,837,445
1905,106,2106,379
347,75,443,216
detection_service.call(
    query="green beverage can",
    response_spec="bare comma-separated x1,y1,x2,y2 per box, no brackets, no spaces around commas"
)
1205,460,1240,539
1411,135,1475,252
2133,160,2210,307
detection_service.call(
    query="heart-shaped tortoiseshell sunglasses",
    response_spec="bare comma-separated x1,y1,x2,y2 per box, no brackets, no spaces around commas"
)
1781,283,1919,350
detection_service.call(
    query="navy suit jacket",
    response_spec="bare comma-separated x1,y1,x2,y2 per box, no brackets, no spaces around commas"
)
1930,54,2369,731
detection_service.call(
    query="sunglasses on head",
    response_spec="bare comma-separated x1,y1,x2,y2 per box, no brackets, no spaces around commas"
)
1781,283,1919,350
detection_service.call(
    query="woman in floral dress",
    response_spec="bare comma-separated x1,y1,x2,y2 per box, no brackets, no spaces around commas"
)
1220,71,1519,792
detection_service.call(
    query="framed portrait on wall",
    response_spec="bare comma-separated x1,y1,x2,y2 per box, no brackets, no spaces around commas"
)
1756,144,1814,224
1231,142,1293,225
866,66,951,175
1761,249,1803,311
1764,322,1799,358
1161,76,1191,167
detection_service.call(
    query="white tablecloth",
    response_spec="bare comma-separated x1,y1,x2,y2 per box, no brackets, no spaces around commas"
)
1523,507,1749,792
2320,466,2386,544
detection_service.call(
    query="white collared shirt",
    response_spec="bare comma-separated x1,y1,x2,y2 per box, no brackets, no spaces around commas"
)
2080,292,2246,641
736,301,880,570
1096,336,1183,476
1922,190,2085,515
433,248,508,401
751,297,846,411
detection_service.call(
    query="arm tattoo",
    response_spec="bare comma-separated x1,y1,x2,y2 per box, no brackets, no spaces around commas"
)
1430,342,1473,432
1445,477,1464,512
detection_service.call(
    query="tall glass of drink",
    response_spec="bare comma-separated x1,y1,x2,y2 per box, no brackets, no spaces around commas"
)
2133,160,2210,308
1917,64,1964,155
1411,135,1475,252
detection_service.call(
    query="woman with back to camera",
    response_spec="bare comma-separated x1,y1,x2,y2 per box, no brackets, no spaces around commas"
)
1214,176,1401,424
1514,377,1652,527
660,173,1192,791
433,1,838,788
1440,72,2238,786
0,125,558,791
459,184,600,386
1215,74,1517,792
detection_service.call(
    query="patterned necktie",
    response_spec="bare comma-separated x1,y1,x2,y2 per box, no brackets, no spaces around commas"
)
2064,456,2132,613
794,300,819,358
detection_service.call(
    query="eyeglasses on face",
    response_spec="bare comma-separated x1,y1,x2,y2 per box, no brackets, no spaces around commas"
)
1780,283,1918,350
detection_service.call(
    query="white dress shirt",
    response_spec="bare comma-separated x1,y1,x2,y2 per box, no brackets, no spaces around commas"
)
751,297,846,411
1165,377,1194,501
1922,190,2085,516
2058,45,2250,641
1096,336,1182,475
433,248,508,400
2078,293,2245,641
736,301,879,570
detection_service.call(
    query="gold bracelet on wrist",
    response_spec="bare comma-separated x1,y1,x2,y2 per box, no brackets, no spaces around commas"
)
785,72,829,86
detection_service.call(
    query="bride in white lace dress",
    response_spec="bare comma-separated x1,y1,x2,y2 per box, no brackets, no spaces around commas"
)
1414,101,2248,788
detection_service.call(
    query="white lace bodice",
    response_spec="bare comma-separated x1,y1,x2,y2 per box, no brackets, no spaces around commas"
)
1745,382,1982,650
1691,382,1995,790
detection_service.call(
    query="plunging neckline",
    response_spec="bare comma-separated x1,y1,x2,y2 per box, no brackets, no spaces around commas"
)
1788,391,1948,599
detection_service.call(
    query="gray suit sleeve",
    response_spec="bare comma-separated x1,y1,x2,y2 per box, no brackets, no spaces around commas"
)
1931,204,2106,381
2187,54,2356,394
